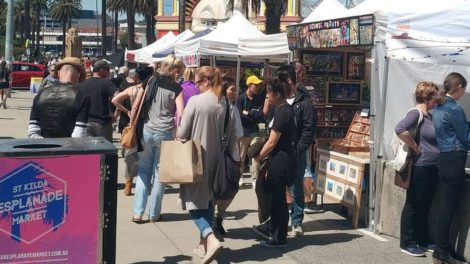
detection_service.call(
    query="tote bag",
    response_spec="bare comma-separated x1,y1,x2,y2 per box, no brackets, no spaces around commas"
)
159,140,203,184
390,108,423,172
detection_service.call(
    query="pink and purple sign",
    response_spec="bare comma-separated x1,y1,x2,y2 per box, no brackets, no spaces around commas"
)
0,155,101,264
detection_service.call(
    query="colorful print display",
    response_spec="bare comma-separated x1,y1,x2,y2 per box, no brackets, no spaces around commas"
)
287,15,374,50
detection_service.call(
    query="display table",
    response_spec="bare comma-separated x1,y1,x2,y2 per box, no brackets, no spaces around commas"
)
315,148,370,228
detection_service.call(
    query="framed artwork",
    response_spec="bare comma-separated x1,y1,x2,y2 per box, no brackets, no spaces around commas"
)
347,53,365,80
302,51,343,76
336,161,348,180
318,155,328,173
347,165,360,184
343,185,357,205
324,110,332,121
326,179,335,195
327,160,337,176
335,182,346,200
326,82,362,105
316,176,326,192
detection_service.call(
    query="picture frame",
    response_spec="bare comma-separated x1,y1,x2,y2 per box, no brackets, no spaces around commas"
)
326,179,335,195
302,51,343,76
335,182,346,200
327,160,337,176
347,53,365,80
326,82,362,105
343,185,357,205
316,176,326,192
318,155,328,173
347,165,360,184
336,161,348,180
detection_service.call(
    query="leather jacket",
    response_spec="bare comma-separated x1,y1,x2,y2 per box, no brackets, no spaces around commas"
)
29,83,89,138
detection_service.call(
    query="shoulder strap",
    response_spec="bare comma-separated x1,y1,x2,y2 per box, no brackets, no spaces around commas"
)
222,96,230,143
131,78,153,126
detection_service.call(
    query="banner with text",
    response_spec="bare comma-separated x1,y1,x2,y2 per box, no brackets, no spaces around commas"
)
0,155,101,264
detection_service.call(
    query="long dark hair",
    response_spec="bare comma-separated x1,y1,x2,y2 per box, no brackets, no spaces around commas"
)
267,78,287,99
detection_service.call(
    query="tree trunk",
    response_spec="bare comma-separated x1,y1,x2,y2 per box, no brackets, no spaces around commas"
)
113,10,118,52
36,17,41,54
264,1,282,34
146,14,152,45
24,0,31,40
62,19,66,57
127,0,136,50
101,0,107,56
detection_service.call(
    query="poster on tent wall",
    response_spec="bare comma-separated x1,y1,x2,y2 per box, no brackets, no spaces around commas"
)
0,155,101,264
287,14,374,50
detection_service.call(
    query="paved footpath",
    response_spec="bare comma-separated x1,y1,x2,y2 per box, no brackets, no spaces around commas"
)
0,91,432,264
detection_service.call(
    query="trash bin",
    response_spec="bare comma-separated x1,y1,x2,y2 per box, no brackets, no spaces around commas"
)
0,137,117,264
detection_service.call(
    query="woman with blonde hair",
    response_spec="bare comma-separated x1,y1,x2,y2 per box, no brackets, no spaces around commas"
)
177,66,239,263
394,81,440,257
129,54,185,222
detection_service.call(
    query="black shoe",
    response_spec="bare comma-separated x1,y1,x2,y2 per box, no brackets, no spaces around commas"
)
214,216,226,235
433,249,463,264
261,239,287,248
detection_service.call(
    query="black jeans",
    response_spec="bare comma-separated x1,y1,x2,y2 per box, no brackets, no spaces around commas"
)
267,151,290,243
88,121,113,142
435,151,467,252
400,165,438,248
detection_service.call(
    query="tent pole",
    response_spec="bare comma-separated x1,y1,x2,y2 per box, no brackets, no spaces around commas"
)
236,56,241,96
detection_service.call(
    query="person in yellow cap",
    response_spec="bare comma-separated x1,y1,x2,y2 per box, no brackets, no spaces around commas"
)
235,75,265,186
28,57,89,138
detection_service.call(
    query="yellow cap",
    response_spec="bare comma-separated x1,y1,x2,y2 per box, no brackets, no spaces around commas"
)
246,75,263,86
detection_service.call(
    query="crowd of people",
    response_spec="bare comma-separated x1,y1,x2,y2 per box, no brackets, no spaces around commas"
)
18,52,470,264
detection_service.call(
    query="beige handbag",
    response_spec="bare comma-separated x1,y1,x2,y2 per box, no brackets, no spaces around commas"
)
159,140,203,184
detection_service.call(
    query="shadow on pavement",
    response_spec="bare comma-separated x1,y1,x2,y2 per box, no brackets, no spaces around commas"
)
131,254,192,263
225,209,258,221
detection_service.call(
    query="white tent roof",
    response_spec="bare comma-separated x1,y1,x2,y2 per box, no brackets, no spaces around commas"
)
151,30,195,62
175,11,264,57
238,33,290,60
125,31,176,64
300,0,348,24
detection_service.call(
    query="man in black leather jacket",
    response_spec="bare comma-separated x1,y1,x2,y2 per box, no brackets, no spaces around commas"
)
28,57,90,138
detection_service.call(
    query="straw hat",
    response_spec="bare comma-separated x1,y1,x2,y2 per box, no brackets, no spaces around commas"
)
55,57,86,82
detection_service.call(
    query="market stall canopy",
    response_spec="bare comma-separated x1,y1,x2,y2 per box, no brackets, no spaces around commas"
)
238,33,289,60
152,29,212,61
125,31,176,64
175,11,264,57
300,0,348,24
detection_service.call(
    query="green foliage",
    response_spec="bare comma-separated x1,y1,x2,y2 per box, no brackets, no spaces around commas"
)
0,0,6,35
119,31,128,49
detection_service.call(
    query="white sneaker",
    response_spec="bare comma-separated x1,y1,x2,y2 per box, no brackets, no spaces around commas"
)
290,225,303,237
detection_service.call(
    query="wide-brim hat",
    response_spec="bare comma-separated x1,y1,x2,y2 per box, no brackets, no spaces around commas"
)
55,57,86,82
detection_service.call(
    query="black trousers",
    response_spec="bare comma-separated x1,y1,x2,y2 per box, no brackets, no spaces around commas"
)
400,165,438,248
435,151,467,252
255,174,272,224
267,151,290,243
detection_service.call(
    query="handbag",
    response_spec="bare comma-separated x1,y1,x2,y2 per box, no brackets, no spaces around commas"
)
213,97,242,200
394,156,413,189
159,140,203,184
390,108,423,172
119,79,151,149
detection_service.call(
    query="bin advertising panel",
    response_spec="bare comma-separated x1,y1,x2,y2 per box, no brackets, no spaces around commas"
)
0,155,101,263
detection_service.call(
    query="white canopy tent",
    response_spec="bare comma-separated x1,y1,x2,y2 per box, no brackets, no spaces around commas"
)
151,30,195,62
125,31,176,64
238,33,290,61
300,0,348,24
290,0,470,230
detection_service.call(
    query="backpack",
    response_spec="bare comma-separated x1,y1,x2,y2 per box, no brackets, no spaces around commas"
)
390,108,424,172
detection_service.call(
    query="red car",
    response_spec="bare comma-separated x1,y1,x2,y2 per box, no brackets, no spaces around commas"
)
10,62,46,88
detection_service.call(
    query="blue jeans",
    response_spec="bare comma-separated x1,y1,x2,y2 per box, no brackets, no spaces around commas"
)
289,151,306,226
189,202,214,239
133,129,173,220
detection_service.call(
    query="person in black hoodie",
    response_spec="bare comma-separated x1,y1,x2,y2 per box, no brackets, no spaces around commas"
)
277,62,317,237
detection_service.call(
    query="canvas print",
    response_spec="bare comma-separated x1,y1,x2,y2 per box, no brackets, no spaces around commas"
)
326,82,362,105
349,18,359,45
327,160,337,175
318,155,328,172
303,51,343,76
316,176,326,192
337,161,348,180
335,182,346,200
326,179,335,195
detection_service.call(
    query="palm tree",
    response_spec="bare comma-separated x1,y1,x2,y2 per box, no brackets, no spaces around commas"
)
14,0,25,43
229,0,288,34
137,0,157,44
49,0,82,55
107,0,137,50
107,0,123,52
30,0,49,55
101,0,107,56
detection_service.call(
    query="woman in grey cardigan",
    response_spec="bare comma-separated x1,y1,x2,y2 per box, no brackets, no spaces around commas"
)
177,66,239,264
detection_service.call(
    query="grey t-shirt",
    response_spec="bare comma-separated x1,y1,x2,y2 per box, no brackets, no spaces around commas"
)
144,75,182,133
395,109,439,166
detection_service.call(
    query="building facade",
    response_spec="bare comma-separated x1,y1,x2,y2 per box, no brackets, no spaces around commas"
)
155,0,303,37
